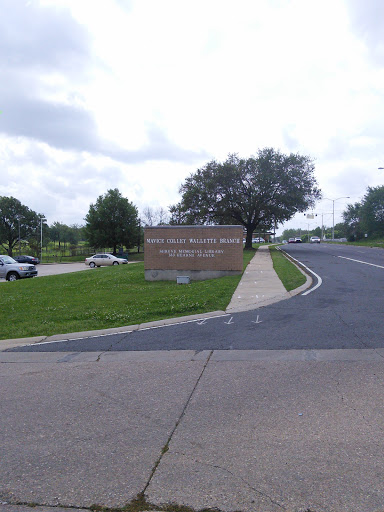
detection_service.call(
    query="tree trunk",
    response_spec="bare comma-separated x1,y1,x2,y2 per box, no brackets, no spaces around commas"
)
244,227,254,249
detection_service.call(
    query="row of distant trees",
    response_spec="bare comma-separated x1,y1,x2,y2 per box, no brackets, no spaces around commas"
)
0,197,88,257
281,185,384,242
0,190,172,257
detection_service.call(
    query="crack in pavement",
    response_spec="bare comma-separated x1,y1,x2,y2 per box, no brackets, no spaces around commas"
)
164,450,286,510
334,310,384,361
95,331,133,361
142,351,214,496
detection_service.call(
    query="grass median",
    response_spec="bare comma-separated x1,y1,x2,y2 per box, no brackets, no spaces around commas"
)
269,246,306,291
1,250,256,340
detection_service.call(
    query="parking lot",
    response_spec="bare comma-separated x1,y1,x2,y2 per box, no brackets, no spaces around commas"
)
0,261,140,281
36,262,91,277
0,262,90,281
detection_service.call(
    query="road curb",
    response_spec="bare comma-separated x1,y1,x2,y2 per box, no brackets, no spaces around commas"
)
277,246,313,296
0,311,228,350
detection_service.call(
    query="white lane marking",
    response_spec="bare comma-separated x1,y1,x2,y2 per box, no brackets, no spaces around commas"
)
251,315,262,324
338,256,384,269
20,313,231,347
278,248,322,296
224,316,234,325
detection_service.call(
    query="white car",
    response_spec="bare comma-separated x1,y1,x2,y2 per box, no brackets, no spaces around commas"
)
310,236,321,243
85,254,128,267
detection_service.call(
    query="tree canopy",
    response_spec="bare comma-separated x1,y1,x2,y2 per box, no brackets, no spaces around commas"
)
360,186,384,236
0,196,44,256
84,189,139,253
342,186,384,240
170,148,321,248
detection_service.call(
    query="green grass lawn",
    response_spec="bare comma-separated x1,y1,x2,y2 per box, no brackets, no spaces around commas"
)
1,250,256,340
269,246,306,291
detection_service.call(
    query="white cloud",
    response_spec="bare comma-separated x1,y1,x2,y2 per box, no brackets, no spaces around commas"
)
1,0,384,230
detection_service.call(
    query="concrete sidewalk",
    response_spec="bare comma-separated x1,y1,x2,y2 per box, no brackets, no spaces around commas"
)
1,350,384,512
226,245,311,312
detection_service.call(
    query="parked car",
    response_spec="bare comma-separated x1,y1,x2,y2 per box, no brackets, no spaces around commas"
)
295,237,302,243
288,238,296,243
252,237,265,243
282,240,288,244
14,255,40,264
310,236,321,243
85,254,128,268
0,255,38,281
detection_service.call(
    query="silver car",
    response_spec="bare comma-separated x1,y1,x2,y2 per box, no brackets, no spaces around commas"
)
85,253,128,268
0,255,38,281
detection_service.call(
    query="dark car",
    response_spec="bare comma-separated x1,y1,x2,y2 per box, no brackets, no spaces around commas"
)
14,255,40,265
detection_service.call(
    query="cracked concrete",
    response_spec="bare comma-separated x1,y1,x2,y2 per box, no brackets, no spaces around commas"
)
2,356,384,512
145,360,384,512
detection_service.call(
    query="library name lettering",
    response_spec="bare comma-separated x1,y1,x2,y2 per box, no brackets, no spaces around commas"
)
146,237,240,259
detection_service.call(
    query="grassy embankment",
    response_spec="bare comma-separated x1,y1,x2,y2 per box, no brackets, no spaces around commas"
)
269,245,306,291
1,250,256,340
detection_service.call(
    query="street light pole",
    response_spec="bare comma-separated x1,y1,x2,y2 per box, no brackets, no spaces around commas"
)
40,217,46,262
324,197,350,240
17,218,21,255
321,213,324,240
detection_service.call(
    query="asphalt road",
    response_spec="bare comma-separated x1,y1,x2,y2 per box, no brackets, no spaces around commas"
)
8,243,384,353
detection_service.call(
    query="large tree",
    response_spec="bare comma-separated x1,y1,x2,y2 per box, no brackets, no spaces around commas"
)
170,148,321,248
342,202,362,240
85,189,139,254
360,186,384,237
0,196,44,256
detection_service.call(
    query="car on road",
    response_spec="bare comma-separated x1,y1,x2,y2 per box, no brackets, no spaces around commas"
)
0,255,38,281
14,255,40,264
310,236,321,243
295,237,302,243
85,254,128,268
288,238,296,243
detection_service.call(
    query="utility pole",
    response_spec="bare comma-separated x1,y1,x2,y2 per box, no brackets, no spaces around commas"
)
324,197,350,240
40,217,46,262
18,217,21,255
321,214,324,240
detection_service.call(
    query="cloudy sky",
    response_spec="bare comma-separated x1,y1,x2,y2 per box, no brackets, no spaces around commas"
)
1,0,384,235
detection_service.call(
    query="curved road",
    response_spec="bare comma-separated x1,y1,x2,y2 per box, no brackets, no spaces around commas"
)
8,243,384,353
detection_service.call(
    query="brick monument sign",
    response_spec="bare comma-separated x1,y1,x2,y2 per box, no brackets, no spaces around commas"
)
144,225,243,281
